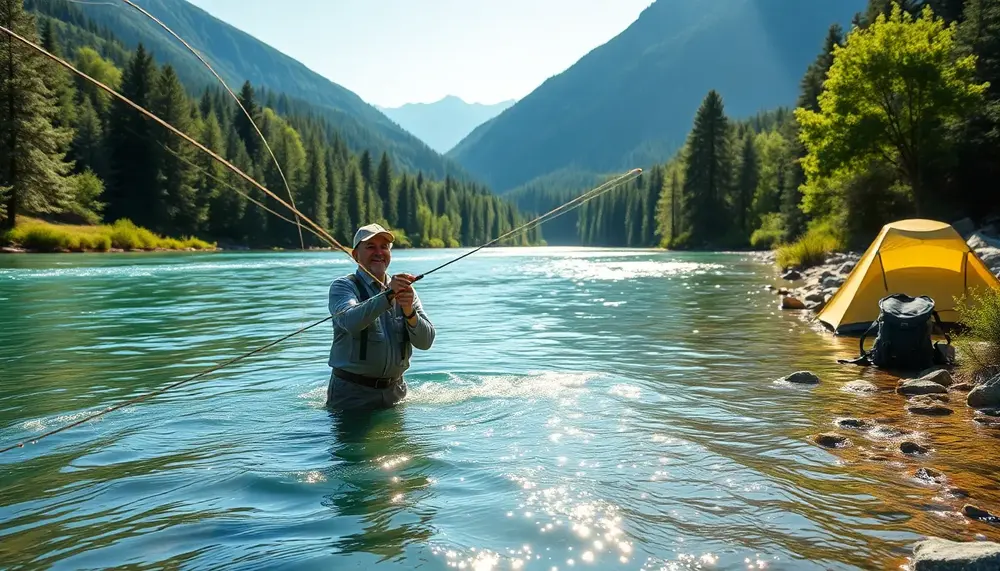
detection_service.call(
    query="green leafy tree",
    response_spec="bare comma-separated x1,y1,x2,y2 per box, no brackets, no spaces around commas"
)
795,3,988,217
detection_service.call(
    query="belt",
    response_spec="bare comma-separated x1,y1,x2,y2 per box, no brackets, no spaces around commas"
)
334,368,400,390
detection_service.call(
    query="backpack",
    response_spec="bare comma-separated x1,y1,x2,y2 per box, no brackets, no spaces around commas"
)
838,293,952,371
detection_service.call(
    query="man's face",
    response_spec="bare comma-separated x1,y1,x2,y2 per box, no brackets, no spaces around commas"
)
356,235,392,277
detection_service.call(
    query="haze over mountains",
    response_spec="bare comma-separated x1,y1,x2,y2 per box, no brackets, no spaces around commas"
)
377,96,516,155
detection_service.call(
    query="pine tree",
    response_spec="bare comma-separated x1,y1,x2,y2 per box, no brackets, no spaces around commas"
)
151,64,200,235
38,17,75,131
0,0,74,229
375,151,395,227
681,90,732,247
105,43,157,226
735,134,759,241
233,80,260,159
199,111,233,239
303,136,328,246
345,160,365,229
359,149,373,189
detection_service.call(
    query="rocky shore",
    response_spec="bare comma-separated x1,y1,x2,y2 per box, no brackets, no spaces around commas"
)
760,221,1000,566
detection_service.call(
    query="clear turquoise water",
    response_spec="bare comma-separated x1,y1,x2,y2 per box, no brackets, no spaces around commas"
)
1,248,998,570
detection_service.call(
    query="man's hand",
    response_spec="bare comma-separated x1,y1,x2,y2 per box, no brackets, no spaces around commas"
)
389,273,415,295
392,273,418,316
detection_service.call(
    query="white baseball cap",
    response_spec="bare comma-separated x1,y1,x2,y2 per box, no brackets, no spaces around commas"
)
352,223,395,249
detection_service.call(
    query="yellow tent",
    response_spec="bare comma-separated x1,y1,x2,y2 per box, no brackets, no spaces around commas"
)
817,219,1000,334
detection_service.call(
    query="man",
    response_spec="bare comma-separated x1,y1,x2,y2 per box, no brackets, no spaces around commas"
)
326,223,435,410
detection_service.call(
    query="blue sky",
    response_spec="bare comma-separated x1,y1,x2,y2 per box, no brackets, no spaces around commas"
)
185,0,654,108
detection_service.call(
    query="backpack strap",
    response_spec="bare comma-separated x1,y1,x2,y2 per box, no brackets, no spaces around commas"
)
838,319,878,365
347,274,370,360
931,310,951,345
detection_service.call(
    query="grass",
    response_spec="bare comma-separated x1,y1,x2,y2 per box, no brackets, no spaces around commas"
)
1,217,215,253
774,223,844,270
954,287,1000,384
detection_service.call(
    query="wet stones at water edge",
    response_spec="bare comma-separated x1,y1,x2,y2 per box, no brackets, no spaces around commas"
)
842,379,879,393
914,467,946,485
963,505,1000,524
897,378,949,396
911,537,1000,570
813,432,851,448
967,374,1000,409
901,441,931,455
907,394,954,416
836,417,875,430
779,371,820,384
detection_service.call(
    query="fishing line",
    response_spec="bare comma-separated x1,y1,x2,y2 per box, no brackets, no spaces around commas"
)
0,167,638,455
116,0,306,250
0,23,384,283
0,22,642,454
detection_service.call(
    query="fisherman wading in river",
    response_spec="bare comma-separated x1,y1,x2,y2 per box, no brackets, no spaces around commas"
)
326,223,435,410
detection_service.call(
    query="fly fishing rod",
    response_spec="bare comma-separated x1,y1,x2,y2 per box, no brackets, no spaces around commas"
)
0,23,642,454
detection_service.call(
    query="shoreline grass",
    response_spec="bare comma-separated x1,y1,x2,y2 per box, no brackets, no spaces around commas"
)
1,217,216,253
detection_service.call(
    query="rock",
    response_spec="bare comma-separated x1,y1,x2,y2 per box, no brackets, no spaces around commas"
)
968,375,1000,409
869,425,915,440
781,296,807,310
977,408,1000,417
822,276,845,289
813,432,850,448
897,379,949,396
964,504,1000,524
777,287,791,295
951,382,975,392
837,261,855,275
947,487,971,498
805,290,826,303
910,394,950,404
907,404,954,416
915,467,945,484
843,380,879,393
781,270,801,281
836,418,874,430
953,217,977,238
912,537,1000,570
781,371,820,384
901,441,931,455
977,247,1000,269
968,233,991,251
917,369,955,388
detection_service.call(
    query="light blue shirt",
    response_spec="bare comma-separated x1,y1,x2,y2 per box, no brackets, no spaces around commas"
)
327,267,435,379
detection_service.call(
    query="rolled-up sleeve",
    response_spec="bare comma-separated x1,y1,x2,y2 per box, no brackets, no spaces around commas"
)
329,277,391,334
406,290,435,350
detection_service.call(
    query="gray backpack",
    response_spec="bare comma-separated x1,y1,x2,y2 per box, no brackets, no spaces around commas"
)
839,294,952,371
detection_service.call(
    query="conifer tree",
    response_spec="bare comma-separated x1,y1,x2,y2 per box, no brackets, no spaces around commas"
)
105,43,157,226
681,90,732,247
0,0,74,229
152,64,200,235
234,80,260,159
735,134,759,241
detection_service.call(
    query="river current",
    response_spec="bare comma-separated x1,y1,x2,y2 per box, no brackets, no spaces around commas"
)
1,248,998,570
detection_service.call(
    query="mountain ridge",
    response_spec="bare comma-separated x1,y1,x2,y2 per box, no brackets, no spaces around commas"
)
447,0,867,192
376,95,516,155
61,0,472,181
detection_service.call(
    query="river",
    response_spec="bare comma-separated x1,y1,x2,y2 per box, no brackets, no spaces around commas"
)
0,248,998,570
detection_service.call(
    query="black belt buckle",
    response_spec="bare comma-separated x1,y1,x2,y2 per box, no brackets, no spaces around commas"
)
335,368,396,390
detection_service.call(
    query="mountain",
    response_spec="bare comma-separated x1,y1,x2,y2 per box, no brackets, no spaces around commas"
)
44,0,470,180
447,0,868,192
377,96,516,154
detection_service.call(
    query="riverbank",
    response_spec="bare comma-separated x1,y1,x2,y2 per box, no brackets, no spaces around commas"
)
1,218,216,253
758,224,1000,566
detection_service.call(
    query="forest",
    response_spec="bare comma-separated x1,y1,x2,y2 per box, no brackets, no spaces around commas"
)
0,0,542,251
542,0,999,263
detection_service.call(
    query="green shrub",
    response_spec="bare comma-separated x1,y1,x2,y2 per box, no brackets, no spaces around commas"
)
750,213,785,250
4,217,215,252
774,223,843,270
955,287,1000,383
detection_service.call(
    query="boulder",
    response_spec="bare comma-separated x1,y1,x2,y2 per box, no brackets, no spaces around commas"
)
843,380,879,393
910,394,950,404
805,290,826,303
968,375,1000,409
781,270,801,281
781,296,807,310
781,371,820,384
822,276,845,289
915,467,945,484
907,404,954,416
813,433,850,448
952,217,977,239
963,505,1000,524
951,382,975,392
912,537,1000,570
916,369,955,387
897,379,949,396
901,441,930,455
